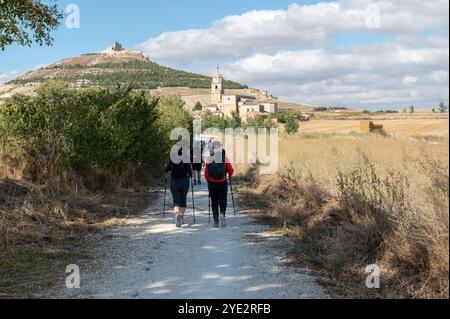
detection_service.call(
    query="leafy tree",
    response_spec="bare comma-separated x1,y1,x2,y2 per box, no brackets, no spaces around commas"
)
0,0,63,50
193,101,203,111
438,102,448,113
244,115,276,130
227,111,242,128
157,94,193,148
275,110,300,124
285,116,299,135
0,81,167,190
201,111,227,130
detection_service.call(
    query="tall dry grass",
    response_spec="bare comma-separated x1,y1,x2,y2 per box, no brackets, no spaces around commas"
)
0,147,154,264
237,133,449,298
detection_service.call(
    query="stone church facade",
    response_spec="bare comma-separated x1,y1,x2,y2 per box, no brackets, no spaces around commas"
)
208,68,278,119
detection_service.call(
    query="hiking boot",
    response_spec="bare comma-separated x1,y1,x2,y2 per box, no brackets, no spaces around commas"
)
194,180,197,186
176,214,182,227
220,214,226,227
213,219,220,228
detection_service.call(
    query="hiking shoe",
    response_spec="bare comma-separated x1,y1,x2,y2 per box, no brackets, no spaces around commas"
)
194,180,197,186
213,219,220,228
176,215,182,227
220,214,226,227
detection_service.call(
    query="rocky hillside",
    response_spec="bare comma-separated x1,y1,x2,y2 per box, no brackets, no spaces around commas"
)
0,48,316,111
0,49,247,102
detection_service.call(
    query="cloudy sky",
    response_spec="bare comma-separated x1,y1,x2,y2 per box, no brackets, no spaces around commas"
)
0,0,448,109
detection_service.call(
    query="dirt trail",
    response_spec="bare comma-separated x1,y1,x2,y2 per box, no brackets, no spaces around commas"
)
50,181,326,299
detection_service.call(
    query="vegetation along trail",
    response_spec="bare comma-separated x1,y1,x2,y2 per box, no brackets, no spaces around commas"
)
50,180,326,299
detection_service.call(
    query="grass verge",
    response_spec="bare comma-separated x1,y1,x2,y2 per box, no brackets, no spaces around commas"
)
0,181,157,298
236,144,449,299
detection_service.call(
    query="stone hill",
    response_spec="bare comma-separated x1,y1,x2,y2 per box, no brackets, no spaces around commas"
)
0,44,314,111
0,45,246,102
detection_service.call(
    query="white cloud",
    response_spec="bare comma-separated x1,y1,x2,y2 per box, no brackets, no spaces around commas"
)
402,76,417,86
0,70,21,85
137,0,449,65
134,1,449,108
223,35,449,108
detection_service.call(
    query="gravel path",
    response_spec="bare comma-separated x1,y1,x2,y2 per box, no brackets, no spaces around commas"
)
51,180,326,299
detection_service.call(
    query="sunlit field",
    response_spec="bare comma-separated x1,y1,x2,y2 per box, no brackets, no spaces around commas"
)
237,123,449,298
298,118,449,137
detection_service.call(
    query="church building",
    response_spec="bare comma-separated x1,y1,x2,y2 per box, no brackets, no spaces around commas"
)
208,67,277,119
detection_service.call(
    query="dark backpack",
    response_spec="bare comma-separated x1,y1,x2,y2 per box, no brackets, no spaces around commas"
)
171,162,187,178
208,153,226,180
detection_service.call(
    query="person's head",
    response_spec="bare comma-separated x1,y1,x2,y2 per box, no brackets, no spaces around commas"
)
210,141,226,162
210,141,221,155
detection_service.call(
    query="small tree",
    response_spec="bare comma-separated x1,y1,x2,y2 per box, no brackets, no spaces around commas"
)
193,101,203,111
227,111,242,128
285,116,299,135
409,105,415,113
438,102,448,113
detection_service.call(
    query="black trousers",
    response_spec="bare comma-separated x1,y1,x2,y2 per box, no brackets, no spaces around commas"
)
170,177,190,208
208,181,228,221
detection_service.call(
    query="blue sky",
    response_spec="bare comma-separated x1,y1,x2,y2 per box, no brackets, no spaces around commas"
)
1,0,321,73
0,0,448,109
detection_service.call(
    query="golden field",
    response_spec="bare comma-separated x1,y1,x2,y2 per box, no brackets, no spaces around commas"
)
237,117,449,298
299,118,449,137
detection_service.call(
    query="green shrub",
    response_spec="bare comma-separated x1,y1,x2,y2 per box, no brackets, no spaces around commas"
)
285,116,299,135
156,94,193,147
228,111,242,129
0,81,176,191
275,110,301,124
201,110,227,130
193,101,203,111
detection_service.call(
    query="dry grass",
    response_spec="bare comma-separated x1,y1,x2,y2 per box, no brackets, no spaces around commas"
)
237,133,449,298
0,150,157,298
0,183,156,298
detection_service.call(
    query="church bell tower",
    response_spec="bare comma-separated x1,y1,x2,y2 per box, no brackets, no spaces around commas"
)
211,66,224,105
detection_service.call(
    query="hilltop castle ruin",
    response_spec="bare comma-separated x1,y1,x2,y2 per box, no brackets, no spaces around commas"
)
105,42,147,60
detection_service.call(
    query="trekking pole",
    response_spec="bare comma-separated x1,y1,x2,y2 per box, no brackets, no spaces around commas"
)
191,176,196,223
162,176,168,217
208,192,211,224
229,176,236,216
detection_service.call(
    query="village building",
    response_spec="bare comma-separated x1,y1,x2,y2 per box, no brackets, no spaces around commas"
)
208,67,277,119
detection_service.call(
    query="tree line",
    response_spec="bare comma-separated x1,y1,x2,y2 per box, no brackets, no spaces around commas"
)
0,81,192,192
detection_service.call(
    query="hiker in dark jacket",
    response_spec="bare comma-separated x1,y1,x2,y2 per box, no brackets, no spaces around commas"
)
191,141,204,185
164,148,192,227
205,141,234,227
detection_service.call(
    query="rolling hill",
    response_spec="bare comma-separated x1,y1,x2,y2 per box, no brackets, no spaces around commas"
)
0,47,315,111
5,50,246,90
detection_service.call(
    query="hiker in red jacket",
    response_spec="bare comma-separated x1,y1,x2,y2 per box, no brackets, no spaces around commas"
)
205,141,234,227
